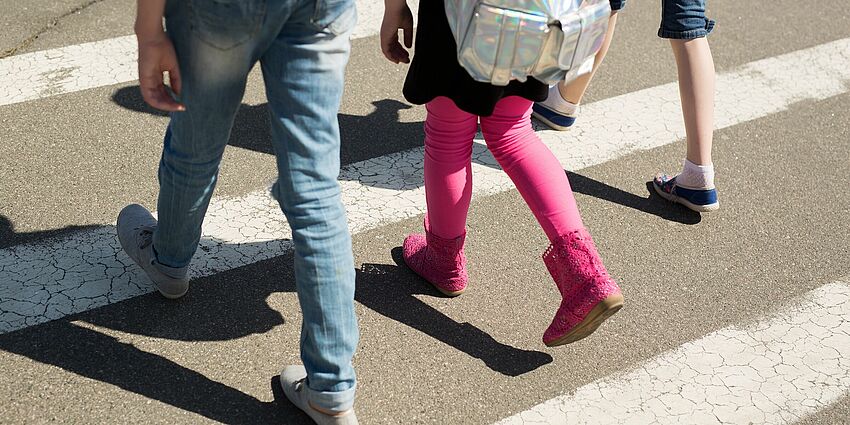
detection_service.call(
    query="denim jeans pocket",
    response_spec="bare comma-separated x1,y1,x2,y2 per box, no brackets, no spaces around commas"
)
312,0,357,35
189,0,266,49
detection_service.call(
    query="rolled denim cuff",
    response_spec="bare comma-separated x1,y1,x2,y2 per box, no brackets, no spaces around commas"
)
151,246,191,276
609,0,626,11
658,18,715,39
307,382,356,412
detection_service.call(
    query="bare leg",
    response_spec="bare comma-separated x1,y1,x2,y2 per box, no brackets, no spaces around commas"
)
670,37,715,166
652,36,718,212
558,11,620,105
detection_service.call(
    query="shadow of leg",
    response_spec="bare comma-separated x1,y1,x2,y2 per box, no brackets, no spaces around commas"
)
0,320,290,424
355,248,552,377
270,375,317,425
0,214,101,249
564,171,702,224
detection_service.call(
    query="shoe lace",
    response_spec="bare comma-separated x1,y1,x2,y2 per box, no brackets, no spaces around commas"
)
136,226,154,250
294,377,307,392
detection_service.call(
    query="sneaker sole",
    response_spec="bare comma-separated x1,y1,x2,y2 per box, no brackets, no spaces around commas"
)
531,104,576,131
531,111,573,131
544,293,624,347
158,285,189,300
652,182,720,213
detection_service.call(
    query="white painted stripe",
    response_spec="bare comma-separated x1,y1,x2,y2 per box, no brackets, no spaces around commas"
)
494,281,850,425
1,38,849,333
0,35,137,107
0,0,418,107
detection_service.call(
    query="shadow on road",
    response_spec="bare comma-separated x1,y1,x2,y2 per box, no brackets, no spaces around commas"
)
0,239,548,422
357,248,553,377
566,172,702,225
0,319,304,424
111,86,425,166
0,86,700,421
0,215,99,249
111,86,697,225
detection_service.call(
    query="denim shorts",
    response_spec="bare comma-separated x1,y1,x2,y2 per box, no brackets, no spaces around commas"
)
658,0,715,39
610,0,626,11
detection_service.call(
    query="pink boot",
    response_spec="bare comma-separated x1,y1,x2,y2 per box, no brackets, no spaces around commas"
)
542,228,624,347
402,218,468,296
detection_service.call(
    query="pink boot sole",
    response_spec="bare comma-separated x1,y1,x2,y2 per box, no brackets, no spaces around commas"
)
542,229,624,346
543,293,624,346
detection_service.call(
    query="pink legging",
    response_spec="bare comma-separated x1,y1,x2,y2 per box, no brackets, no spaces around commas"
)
424,96,584,242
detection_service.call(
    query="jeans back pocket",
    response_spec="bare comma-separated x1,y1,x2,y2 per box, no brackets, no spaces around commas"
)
189,0,266,50
312,0,357,35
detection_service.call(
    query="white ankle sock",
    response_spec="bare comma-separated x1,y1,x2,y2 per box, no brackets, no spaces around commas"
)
677,159,715,189
546,85,579,115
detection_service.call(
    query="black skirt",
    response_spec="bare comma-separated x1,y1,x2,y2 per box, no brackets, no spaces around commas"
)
402,0,549,117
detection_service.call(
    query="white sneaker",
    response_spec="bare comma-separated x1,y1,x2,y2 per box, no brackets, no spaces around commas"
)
532,85,580,131
280,365,359,425
117,204,189,299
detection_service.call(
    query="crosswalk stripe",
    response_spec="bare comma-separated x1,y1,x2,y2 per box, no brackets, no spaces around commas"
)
494,280,850,425
0,0,418,107
1,37,849,334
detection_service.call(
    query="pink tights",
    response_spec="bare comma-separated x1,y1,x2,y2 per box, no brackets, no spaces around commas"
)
424,96,584,243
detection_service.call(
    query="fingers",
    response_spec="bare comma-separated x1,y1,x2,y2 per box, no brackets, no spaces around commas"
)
402,15,414,48
380,22,403,63
137,37,185,112
162,44,183,97
168,66,182,97
381,34,408,64
381,29,411,64
380,8,413,64
143,87,182,112
139,73,185,112
379,31,396,62
387,40,410,64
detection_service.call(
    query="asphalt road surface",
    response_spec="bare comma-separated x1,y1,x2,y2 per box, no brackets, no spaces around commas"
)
1,1,849,424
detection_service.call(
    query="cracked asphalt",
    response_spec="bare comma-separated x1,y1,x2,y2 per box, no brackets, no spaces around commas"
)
1,0,849,424
496,282,850,424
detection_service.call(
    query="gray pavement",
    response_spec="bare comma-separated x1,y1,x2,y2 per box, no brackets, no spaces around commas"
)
0,0,98,57
1,0,850,424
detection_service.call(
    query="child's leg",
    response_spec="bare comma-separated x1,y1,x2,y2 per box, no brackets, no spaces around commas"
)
402,97,476,296
483,96,622,346
558,9,621,105
480,97,584,242
652,0,719,212
671,37,715,171
659,0,716,174
533,1,622,131
262,2,359,413
423,97,479,239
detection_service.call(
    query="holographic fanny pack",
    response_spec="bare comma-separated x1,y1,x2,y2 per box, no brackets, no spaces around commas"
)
445,0,611,86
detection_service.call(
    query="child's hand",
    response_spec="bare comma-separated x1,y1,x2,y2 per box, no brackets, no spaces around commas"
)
137,32,185,112
380,1,414,64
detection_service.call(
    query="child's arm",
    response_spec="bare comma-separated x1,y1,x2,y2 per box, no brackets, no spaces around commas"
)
380,0,414,64
135,0,185,111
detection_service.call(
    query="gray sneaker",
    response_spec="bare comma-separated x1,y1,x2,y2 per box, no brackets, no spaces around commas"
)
117,204,189,299
280,365,358,425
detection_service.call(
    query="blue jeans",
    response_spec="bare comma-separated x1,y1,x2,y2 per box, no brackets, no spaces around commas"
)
658,0,715,39
153,0,359,412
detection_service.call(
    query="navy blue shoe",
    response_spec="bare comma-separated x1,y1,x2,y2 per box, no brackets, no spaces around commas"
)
652,174,720,212
532,102,577,131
